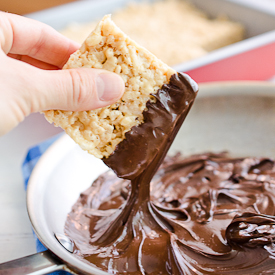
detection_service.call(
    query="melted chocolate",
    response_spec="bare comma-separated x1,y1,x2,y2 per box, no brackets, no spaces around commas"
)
64,73,275,274
66,153,275,274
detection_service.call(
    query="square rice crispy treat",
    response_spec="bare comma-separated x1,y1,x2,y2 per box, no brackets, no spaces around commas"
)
44,15,176,159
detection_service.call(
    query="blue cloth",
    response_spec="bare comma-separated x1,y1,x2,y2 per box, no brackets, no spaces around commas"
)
22,134,70,275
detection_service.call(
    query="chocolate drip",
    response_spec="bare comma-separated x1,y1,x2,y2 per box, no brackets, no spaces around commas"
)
90,72,197,250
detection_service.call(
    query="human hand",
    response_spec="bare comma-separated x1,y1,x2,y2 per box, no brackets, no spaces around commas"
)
0,12,125,136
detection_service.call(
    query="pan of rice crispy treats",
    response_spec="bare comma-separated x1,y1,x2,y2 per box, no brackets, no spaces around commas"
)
26,0,275,82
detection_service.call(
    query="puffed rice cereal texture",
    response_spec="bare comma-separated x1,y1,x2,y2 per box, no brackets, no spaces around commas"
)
61,0,245,66
44,15,176,159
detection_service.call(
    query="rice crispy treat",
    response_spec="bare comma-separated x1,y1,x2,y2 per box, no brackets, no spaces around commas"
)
61,0,245,66
44,15,176,159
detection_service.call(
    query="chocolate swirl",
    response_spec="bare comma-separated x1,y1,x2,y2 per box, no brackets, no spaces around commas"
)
66,153,275,274
226,213,275,248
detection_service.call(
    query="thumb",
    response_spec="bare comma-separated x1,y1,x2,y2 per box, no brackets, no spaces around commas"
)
0,56,125,136
32,67,125,112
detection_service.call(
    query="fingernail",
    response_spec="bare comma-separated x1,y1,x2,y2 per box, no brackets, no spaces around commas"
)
96,73,124,101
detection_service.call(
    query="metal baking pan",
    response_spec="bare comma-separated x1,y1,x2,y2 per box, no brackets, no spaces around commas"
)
26,0,275,82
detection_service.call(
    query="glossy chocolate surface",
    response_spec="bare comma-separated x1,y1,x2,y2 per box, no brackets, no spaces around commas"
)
65,152,275,274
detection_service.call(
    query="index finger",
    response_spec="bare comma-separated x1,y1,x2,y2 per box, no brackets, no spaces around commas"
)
0,12,80,68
